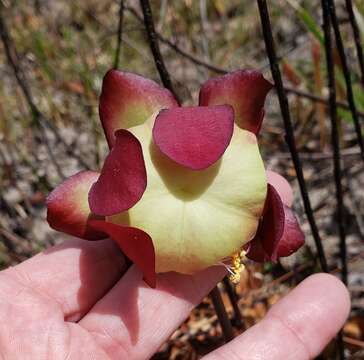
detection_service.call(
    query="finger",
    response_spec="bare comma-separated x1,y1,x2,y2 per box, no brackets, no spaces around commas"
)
79,265,226,359
3,238,126,321
203,273,350,360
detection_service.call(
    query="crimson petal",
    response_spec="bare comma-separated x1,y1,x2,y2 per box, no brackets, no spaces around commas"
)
100,70,178,148
46,171,106,240
246,184,285,262
199,70,273,134
244,234,267,263
277,206,305,258
89,220,156,288
88,129,147,216
153,105,234,170
266,170,293,207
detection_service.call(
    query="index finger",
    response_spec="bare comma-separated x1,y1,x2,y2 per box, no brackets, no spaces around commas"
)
204,273,350,360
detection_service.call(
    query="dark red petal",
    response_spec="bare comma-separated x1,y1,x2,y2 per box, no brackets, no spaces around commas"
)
100,70,179,148
260,185,285,259
199,70,273,134
266,170,293,207
244,234,267,263
246,198,305,262
46,171,107,240
152,105,234,170
277,206,305,257
246,184,285,262
88,130,147,216
89,220,156,288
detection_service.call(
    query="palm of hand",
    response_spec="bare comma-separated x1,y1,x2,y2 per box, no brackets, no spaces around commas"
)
0,238,349,360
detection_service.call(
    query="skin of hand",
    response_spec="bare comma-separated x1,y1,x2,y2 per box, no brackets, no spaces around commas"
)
0,237,350,360
0,179,350,359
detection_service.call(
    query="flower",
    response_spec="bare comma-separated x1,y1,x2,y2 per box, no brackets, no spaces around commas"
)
46,69,304,288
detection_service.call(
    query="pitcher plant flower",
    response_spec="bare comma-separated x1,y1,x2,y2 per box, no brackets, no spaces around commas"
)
46,69,304,288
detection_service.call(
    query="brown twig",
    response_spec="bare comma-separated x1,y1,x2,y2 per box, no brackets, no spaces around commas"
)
126,5,227,74
284,86,364,119
275,147,361,160
245,251,364,303
0,5,90,172
0,10,66,179
0,227,33,259
343,336,364,349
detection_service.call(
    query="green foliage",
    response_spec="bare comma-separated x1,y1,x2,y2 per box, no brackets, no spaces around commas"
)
284,0,324,45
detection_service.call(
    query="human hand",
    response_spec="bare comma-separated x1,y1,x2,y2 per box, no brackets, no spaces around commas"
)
0,238,349,359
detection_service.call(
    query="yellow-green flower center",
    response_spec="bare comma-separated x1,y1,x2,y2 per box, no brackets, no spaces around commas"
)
110,114,267,274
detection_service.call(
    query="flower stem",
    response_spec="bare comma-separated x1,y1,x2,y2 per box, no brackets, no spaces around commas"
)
139,0,180,103
256,0,328,273
223,277,244,329
344,0,364,89
326,0,364,164
321,0,348,287
210,285,234,343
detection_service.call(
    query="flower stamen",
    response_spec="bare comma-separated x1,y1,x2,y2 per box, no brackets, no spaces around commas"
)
229,250,246,284
218,250,247,284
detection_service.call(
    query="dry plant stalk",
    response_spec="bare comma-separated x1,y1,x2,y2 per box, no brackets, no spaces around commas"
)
312,39,328,149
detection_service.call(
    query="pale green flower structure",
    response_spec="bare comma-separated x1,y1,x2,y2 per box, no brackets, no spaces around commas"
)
46,69,304,288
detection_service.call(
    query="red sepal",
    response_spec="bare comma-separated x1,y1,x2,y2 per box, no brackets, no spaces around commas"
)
89,220,156,288
89,130,147,216
153,105,234,170
199,70,272,134
46,171,106,240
